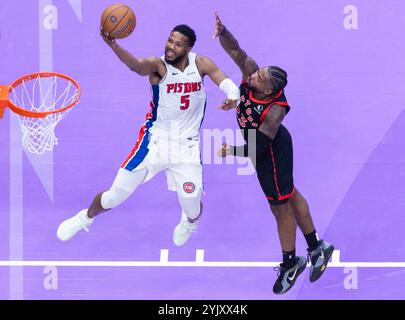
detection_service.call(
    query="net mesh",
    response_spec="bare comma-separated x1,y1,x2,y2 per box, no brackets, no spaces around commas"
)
9,75,79,154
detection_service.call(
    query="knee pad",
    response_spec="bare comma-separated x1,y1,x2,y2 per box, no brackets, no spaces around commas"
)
178,190,202,220
101,168,148,209
100,186,132,209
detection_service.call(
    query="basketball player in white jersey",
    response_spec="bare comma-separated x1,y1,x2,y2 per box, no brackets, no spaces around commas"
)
57,25,240,246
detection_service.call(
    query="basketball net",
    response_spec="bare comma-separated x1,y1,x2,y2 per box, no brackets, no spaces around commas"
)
2,73,80,155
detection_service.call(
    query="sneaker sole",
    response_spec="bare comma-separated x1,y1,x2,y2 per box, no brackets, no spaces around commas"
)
309,245,335,283
274,261,307,295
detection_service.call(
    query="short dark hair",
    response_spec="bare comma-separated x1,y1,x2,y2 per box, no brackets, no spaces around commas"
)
268,66,288,92
171,24,197,47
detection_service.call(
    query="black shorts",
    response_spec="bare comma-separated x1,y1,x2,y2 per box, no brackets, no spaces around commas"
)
254,124,295,205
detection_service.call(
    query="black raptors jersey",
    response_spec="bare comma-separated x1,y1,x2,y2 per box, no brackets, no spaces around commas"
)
236,80,290,131
235,81,295,205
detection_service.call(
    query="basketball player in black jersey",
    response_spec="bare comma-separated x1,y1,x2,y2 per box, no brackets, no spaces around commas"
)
213,12,334,295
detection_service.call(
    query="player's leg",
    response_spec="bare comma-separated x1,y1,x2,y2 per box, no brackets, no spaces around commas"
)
289,188,334,282
173,190,203,245
168,168,203,246
265,197,306,295
289,188,315,235
89,167,148,217
57,127,160,242
57,168,147,241
288,188,320,253
177,190,203,223
276,124,334,283
270,200,297,259
167,139,203,246
255,125,306,294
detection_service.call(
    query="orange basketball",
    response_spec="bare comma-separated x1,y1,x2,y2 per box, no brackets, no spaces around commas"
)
101,4,136,39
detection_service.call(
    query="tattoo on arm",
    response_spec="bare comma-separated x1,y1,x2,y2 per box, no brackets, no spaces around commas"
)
258,104,286,140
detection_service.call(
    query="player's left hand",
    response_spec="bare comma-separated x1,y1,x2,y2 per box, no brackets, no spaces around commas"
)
218,99,238,110
100,26,116,45
217,143,232,157
212,11,225,39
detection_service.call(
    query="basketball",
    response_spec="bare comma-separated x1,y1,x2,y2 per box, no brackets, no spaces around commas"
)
101,4,136,39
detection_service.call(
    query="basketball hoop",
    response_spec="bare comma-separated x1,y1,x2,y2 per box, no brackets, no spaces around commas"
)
0,72,81,154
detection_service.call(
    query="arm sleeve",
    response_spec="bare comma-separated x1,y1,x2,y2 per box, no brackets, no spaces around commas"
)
231,131,273,158
231,144,249,157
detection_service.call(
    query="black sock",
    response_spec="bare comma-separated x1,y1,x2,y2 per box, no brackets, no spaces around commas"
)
305,231,320,252
282,249,296,268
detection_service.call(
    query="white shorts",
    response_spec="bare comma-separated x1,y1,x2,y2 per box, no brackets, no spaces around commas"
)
121,133,203,198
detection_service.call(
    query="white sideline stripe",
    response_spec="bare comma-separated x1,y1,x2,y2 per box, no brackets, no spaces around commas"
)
0,261,405,268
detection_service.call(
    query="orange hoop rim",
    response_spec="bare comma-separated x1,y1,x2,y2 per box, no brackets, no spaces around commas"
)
3,71,81,119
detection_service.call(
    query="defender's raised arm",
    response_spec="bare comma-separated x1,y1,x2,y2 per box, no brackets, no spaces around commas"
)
212,12,258,79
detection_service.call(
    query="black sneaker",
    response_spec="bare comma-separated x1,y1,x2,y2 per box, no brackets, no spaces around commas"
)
273,256,307,295
307,240,334,283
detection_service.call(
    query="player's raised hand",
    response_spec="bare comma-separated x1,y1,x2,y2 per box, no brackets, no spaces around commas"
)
212,11,225,39
217,143,232,157
218,99,238,111
100,26,116,45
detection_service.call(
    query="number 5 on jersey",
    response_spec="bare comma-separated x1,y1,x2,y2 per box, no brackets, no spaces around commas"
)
180,95,190,110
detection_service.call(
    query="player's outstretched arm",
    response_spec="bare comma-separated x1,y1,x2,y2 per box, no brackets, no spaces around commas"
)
100,29,163,76
196,55,240,110
217,143,249,158
212,12,258,79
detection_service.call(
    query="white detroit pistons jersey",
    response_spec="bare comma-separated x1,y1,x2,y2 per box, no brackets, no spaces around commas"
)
148,52,207,139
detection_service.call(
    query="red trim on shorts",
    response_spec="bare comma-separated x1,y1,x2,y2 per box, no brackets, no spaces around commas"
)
278,187,296,200
269,145,296,201
269,145,282,199
266,188,296,201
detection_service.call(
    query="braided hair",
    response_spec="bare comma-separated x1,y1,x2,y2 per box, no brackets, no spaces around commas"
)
267,66,288,93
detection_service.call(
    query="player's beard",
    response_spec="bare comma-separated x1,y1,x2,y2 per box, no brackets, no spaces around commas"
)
164,48,185,65
165,56,184,65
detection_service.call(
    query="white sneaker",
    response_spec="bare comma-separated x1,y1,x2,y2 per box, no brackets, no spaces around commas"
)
57,209,94,241
173,214,199,246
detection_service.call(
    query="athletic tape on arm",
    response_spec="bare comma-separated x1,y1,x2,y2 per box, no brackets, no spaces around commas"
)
219,78,240,100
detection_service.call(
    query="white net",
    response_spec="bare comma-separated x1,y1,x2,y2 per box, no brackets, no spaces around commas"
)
9,75,79,154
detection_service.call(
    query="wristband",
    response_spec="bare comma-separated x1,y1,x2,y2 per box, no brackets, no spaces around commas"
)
219,78,240,100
